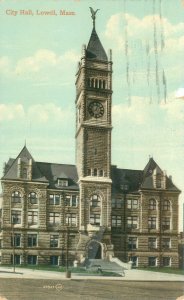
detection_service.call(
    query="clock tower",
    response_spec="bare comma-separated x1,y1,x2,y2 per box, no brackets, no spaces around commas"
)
75,9,113,259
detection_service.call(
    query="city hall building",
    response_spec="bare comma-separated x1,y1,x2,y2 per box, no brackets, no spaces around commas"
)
0,12,180,268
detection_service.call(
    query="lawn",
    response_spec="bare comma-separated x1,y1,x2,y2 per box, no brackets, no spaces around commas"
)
138,267,184,275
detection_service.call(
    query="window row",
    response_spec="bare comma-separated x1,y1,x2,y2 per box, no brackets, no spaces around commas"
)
87,168,104,177
49,194,78,206
11,255,61,266
111,215,171,230
11,191,38,204
112,198,171,211
128,256,171,268
11,234,75,248
87,78,107,89
11,211,77,226
127,237,171,250
11,191,78,207
112,199,139,209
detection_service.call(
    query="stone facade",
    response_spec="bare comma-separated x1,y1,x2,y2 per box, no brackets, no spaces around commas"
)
0,16,181,268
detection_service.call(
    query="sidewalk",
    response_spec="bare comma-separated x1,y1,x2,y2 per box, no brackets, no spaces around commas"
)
0,267,184,281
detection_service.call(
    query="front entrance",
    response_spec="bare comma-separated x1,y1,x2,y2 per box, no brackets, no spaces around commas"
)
87,241,102,259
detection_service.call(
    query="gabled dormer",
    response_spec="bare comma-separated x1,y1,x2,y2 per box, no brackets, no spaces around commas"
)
2,145,48,183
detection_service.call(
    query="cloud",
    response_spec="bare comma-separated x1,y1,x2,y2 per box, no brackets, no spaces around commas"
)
0,104,25,121
105,12,184,52
0,103,73,124
27,103,73,123
175,88,184,100
15,49,80,76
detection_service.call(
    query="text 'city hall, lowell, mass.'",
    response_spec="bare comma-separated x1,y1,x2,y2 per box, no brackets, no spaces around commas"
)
0,11,180,268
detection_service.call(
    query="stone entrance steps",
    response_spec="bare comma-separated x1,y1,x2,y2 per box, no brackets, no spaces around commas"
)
86,259,125,276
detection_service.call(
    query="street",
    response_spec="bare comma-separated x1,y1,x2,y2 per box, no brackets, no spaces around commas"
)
0,279,183,300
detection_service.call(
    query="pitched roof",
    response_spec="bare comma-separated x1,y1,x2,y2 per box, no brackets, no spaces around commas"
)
37,162,78,190
141,158,180,192
86,28,108,61
111,165,143,194
2,146,48,183
2,147,180,193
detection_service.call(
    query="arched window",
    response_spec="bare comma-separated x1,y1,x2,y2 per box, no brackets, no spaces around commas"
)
149,199,156,210
95,79,98,88
94,168,97,176
87,169,91,176
90,194,101,208
87,78,90,87
99,80,102,89
29,192,38,204
11,191,21,203
103,80,106,89
91,78,94,88
99,170,103,177
162,199,170,211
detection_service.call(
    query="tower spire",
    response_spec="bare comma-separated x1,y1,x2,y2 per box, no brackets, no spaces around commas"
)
89,7,99,29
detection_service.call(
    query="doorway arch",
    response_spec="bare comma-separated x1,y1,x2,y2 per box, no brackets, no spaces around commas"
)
87,240,102,259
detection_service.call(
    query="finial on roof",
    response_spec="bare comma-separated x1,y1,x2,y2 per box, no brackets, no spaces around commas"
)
89,7,100,29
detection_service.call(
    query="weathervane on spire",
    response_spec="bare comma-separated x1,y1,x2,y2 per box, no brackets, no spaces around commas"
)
89,7,100,29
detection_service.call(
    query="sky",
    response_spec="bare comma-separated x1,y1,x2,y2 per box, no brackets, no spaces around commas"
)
0,0,184,230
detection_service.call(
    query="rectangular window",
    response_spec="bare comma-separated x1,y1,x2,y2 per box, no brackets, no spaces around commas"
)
127,199,138,210
11,233,21,247
148,217,157,229
11,210,21,224
49,212,60,225
50,235,59,248
11,254,21,265
148,256,157,267
112,199,123,208
28,211,38,225
90,214,100,226
65,196,71,206
162,257,171,267
50,256,59,266
162,238,171,249
49,194,60,205
29,192,38,204
71,195,77,207
148,237,157,249
162,218,170,230
112,215,122,227
129,256,138,268
65,213,77,226
27,255,37,265
58,179,68,187
128,237,138,250
127,216,138,229
27,234,37,247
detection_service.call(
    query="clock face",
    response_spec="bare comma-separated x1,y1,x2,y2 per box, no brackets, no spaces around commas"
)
88,101,104,118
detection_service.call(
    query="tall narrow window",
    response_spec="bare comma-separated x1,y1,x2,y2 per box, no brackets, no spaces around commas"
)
29,192,38,204
12,191,21,203
149,199,156,210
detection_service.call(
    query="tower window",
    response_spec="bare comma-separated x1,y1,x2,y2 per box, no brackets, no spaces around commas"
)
149,198,156,210
87,169,91,176
99,80,102,89
103,80,106,89
90,214,100,225
94,168,97,176
90,194,101,207
95,79,98,88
